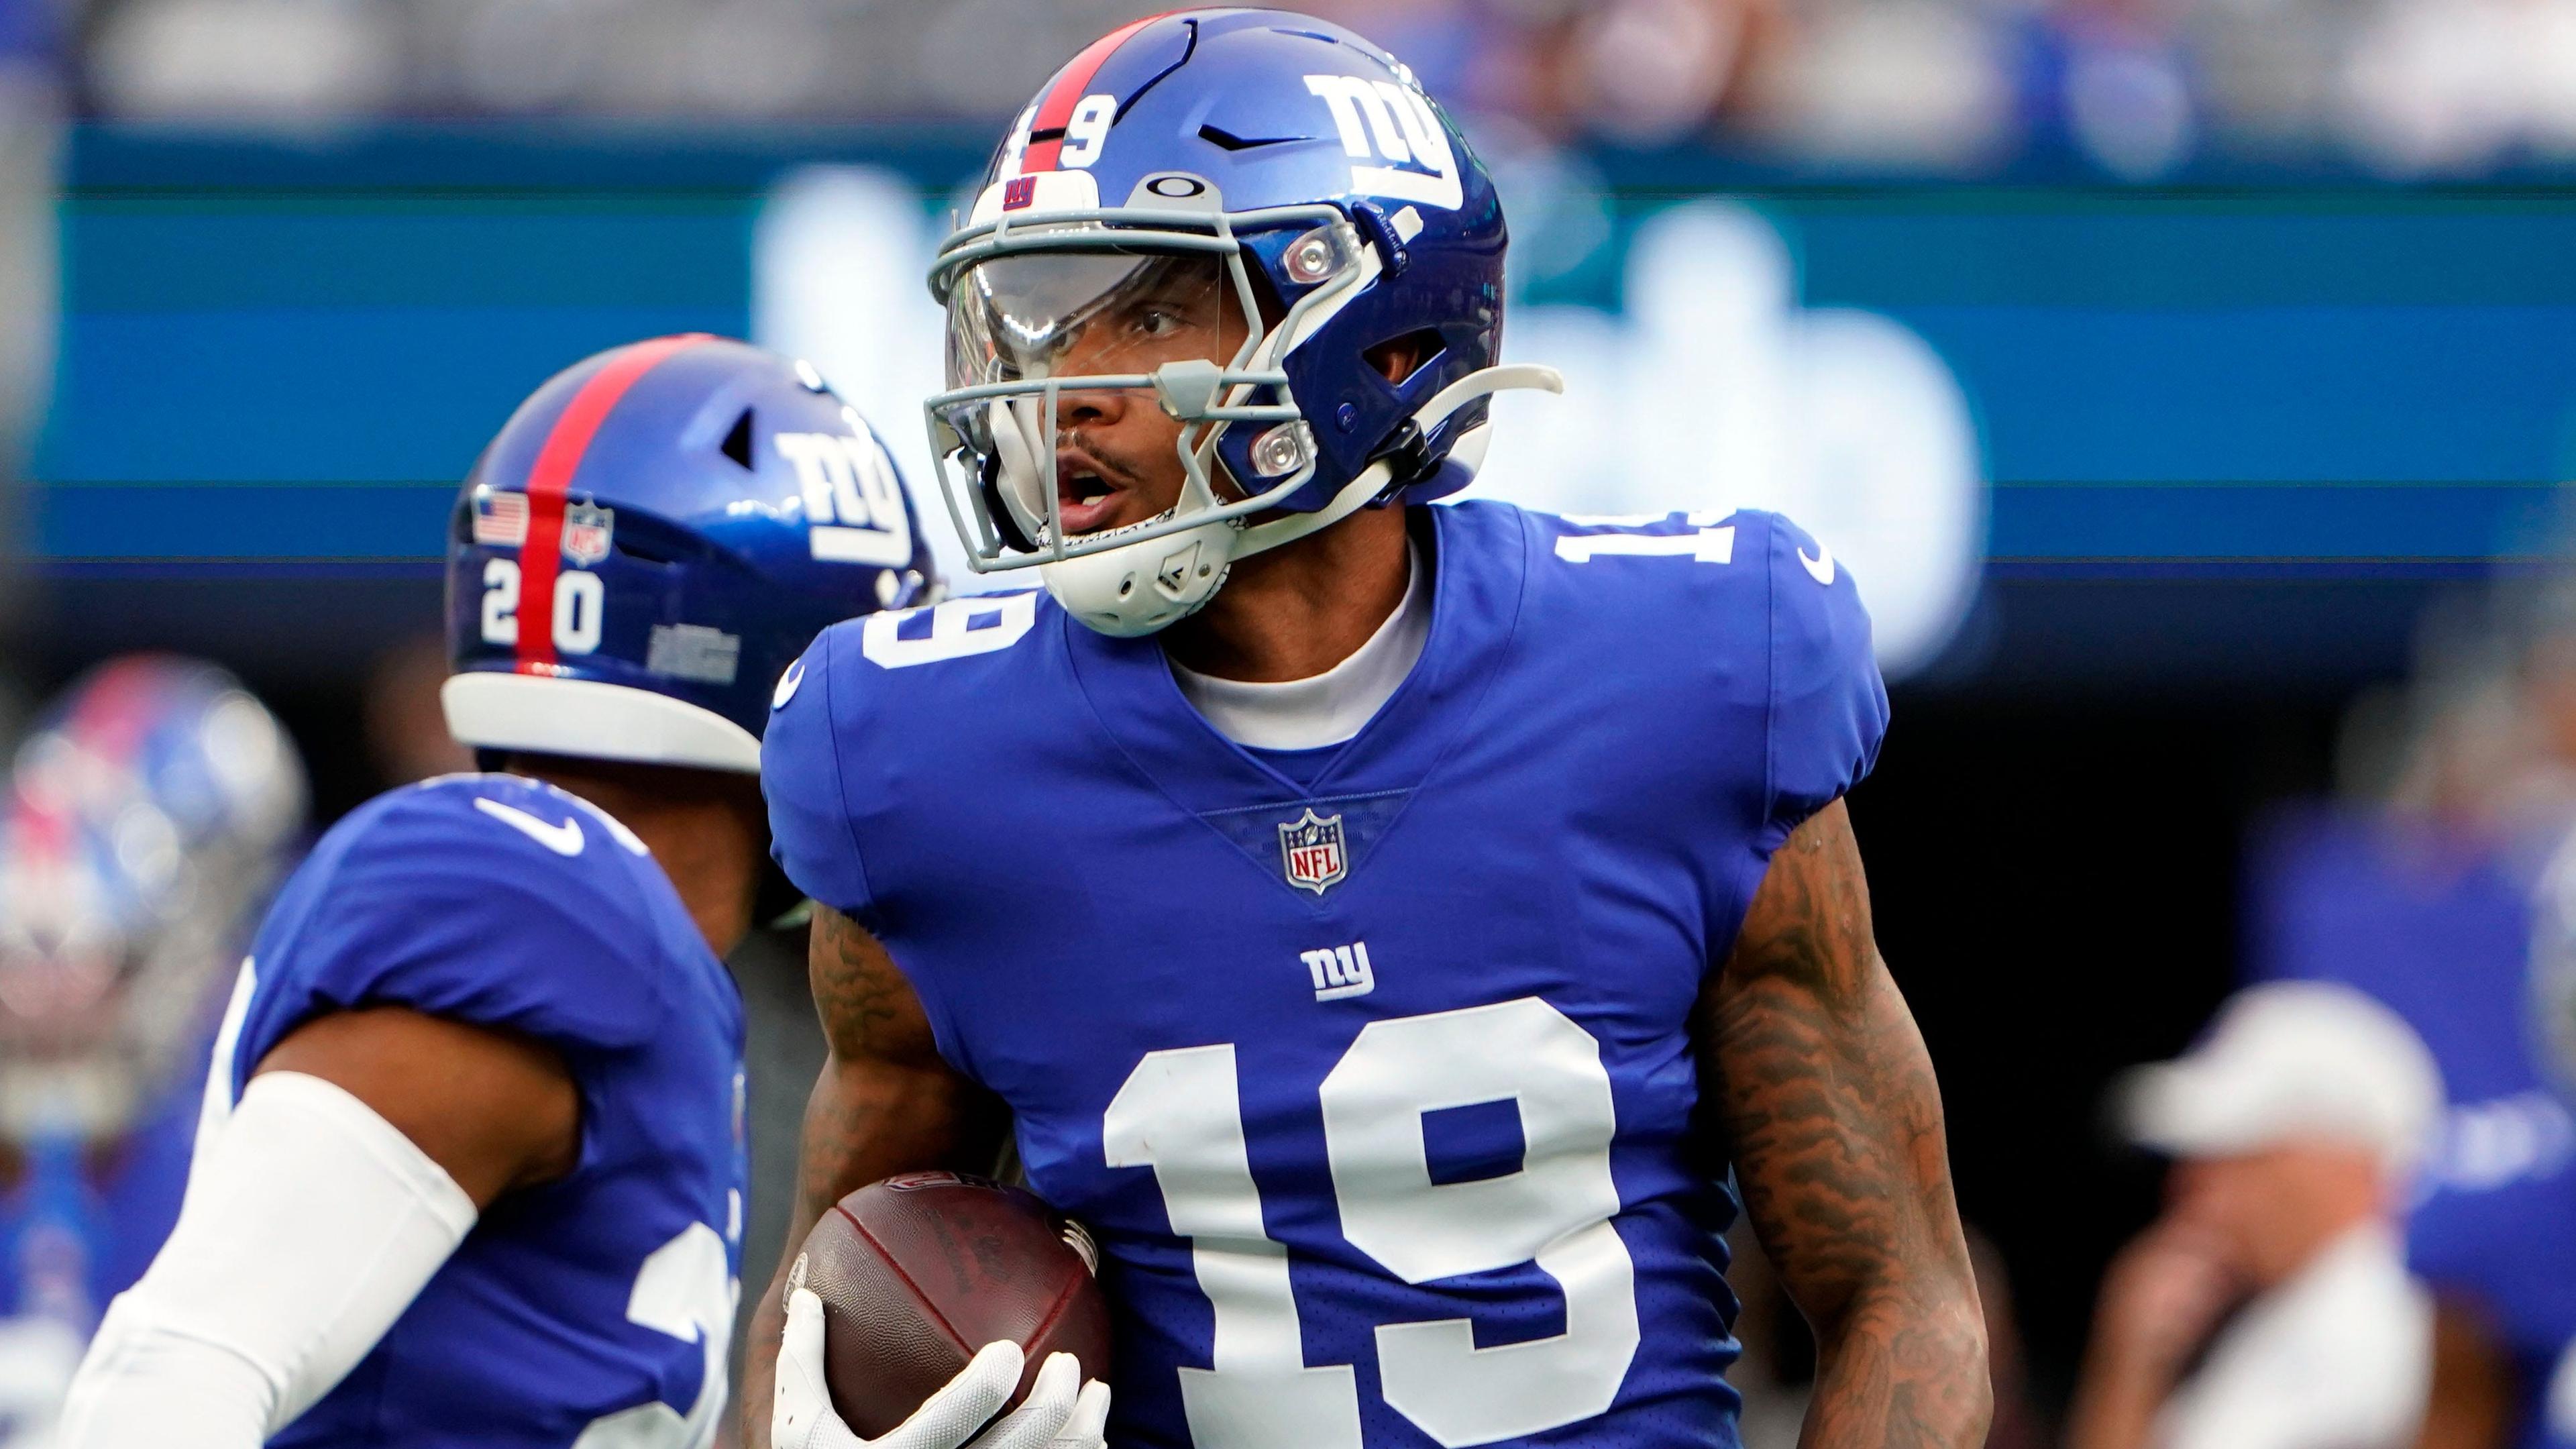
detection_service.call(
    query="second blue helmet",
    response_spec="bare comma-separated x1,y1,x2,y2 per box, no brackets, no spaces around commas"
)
443,335,936,772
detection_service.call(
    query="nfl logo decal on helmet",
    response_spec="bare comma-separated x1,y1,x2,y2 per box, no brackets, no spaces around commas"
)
559,501,614,566
924,7,1562,637
1278,807,1348,894
444,335,934,772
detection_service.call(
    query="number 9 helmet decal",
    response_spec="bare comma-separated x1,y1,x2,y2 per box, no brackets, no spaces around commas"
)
444,335,936,772
924,7,1562,637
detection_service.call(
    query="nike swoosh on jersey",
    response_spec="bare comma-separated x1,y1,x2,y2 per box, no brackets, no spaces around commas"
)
474,797,586,856
1799,541,1835,586
772,660,805,710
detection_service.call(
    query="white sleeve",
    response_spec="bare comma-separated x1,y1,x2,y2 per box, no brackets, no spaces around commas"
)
54,1071,480,1446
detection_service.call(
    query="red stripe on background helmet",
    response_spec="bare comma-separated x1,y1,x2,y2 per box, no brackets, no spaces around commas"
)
513,334,708,673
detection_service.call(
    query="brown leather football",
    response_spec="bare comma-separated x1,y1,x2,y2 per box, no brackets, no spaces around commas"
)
792,1171,1111,1439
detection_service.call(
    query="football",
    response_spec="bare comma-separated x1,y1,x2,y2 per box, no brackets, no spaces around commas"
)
791,1171,1112,1438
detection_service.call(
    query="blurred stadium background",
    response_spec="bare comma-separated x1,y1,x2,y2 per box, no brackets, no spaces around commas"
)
5,0,2576,1442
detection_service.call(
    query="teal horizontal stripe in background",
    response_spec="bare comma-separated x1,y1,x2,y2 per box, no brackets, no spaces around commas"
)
38,196,751,498
40,484,456,561
38,484,2565,568
30,147,2576,567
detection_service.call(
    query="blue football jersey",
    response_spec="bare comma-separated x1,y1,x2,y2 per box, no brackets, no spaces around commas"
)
2251,814,2576,1449
763,502,1888,1449
197,774,747,1448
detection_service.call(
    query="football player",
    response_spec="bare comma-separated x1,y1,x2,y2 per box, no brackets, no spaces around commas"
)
48,337,1087,1449
750,12,1988,1449
0,658,305,1444
2254,724,2576,1449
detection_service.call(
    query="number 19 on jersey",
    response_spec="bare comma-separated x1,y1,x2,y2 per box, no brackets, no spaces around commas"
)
1106,997,1640,1449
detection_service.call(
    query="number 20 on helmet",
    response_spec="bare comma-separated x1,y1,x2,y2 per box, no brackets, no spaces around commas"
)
443,335,936,772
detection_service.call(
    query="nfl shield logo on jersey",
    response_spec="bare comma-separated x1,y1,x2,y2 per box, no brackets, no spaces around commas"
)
1278,808,1347,894
561,502,615,565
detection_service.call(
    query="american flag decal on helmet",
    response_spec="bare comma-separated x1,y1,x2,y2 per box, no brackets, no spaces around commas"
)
472,490,529,547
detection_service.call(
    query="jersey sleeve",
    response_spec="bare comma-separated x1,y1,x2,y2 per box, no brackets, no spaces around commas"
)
761,626,873,921
235,785,667,1091
1757,512,1890,851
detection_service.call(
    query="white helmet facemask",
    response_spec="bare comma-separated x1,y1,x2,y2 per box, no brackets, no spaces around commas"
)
926,189,1558,637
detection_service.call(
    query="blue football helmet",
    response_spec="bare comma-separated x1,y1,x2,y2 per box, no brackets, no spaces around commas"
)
444,335,935,771
924,8,1560,635
0,656,306,1138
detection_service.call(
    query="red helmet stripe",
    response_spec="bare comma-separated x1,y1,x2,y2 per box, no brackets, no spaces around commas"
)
1021,13,1169,172
513,333,707,674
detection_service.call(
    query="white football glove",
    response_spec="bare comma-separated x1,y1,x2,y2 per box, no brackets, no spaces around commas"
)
774,1286,1112,1449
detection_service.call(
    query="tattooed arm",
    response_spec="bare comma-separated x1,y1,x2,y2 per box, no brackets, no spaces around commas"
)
740,904,1002,1446
1701,798,1990,1449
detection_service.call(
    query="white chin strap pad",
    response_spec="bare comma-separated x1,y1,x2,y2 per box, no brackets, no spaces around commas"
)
441,673,762,773
1040,513,1234,637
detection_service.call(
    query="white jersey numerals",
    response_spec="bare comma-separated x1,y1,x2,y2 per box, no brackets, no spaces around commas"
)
574,1222,739,1449
859,594,1041,670
480,558,604,655
194,959,260,1173
200,959,739,1449
1552,513,1737,566
1107,998,1640,1449
1106,1046,1364,1449
1552,529,1734,564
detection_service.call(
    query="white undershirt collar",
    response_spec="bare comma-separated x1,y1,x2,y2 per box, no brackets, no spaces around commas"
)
1169,542,1430,752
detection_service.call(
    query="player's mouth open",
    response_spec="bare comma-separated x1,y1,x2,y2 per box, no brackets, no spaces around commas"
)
1055,450,1130,535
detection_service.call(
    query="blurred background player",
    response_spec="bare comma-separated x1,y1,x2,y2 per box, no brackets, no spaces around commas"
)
2067,981,2444,1449
0,657,304,1445
753,11,1986,1449
2249,566,2576,1449
53,335,933,1447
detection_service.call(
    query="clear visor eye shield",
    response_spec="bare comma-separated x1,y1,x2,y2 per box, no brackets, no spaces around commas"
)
923,178,1560,598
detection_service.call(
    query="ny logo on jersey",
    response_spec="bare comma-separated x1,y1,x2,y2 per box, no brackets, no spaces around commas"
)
1302,71,1461,211
1277,807,1347,894
1299,940,1375,1002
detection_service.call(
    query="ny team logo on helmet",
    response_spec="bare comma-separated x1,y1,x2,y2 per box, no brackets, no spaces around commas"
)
924,8,1561,636
444,335,935,772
